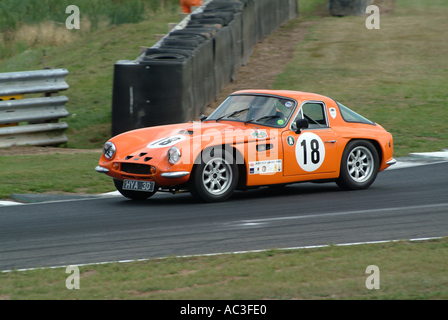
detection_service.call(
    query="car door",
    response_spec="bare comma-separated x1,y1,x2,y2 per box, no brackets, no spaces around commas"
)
246,127,283,178
282,101,339,177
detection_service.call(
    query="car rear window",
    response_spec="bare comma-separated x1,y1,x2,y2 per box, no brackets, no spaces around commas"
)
337,102,375,125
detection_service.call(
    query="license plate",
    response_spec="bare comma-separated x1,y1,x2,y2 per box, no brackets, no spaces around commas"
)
122,180,155,192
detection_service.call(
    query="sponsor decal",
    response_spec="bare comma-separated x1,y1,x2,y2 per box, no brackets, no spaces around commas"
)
329,107,337,119
147,135,186,149
285,101,293,108
249,160,282,175
251,130,268,140
287,136,295,147
277,119,285,125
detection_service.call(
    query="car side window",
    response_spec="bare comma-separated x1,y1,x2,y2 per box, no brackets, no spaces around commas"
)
295,102,328,129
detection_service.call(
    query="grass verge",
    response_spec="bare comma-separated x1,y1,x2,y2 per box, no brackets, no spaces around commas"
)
274,0,448,157
1,237,447,300
0,151,113,199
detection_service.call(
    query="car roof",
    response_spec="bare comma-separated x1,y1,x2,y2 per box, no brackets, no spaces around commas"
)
232,89,332,103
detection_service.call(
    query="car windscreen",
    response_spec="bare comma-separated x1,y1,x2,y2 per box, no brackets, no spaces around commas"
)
207,95,296,127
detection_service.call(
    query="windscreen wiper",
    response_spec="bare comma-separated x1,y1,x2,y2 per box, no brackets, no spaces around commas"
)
244,115,279,125
215,108,250,122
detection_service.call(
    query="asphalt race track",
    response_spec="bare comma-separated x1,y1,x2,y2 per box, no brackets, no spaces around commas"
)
1,162,447,271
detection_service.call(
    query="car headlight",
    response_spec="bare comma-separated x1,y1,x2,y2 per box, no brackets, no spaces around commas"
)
167,146,181,165
103,141,116,160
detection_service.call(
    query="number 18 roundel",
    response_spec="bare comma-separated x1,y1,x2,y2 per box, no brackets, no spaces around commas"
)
296,132,325,172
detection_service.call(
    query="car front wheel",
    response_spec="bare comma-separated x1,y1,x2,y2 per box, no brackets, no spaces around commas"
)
189,149,238,202
113,179,157,200
336,140,379,190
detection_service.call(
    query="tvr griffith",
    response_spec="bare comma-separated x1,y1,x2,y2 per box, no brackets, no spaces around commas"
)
96,90,396,202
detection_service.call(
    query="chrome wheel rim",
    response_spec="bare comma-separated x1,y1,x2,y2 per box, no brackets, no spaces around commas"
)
202,158,232,196
347,146,374,183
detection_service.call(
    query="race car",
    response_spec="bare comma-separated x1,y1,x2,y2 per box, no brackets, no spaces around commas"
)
96,90,396,202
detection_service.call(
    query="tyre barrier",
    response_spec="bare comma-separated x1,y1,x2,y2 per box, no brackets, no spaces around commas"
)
329,0,374,16
188,18,224,27
111,0,299,136
191,12,235,26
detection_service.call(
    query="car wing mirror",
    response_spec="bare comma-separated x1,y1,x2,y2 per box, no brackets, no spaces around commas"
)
295,118,309,134
199,114,207,122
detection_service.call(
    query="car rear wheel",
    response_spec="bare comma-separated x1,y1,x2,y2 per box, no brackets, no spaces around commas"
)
189,149,238,202
113,179,157,200
336,140,379,190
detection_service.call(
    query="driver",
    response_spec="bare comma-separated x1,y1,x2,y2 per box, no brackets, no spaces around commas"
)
246,97,292,126
264,99,290,126
265,109,287,126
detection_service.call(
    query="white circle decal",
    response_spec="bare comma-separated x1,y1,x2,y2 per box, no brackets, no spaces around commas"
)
295,132,325,172
147,135,186,148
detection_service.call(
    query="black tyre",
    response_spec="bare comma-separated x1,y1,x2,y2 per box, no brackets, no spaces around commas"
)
189,149,238,202
113,179,157,200
336,140,379,190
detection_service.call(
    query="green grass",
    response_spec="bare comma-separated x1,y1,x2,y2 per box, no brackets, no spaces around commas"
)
0,0,180,31
0,152,113,199
397,0,448,9
298,0,328,15
274,1,448,157
0,1,180,60
1,237,447,300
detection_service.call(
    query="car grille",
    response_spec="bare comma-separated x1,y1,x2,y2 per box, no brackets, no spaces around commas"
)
121,163,153,175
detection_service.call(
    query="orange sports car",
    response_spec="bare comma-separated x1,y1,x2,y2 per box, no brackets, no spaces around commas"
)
96,90,396,202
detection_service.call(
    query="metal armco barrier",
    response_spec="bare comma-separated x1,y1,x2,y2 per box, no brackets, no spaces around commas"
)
111,0,299,136
0,69,70,148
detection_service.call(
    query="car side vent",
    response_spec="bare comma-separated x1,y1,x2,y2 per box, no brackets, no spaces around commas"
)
144,157,152,162
139,152,147,157
256,144,274,152
125,155,133,160
186,130,194,135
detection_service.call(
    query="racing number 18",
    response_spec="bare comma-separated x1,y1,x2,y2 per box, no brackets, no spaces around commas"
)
301,139,320,165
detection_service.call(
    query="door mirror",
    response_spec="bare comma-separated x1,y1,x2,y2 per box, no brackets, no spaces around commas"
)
199,114,207,122
295,118,309,134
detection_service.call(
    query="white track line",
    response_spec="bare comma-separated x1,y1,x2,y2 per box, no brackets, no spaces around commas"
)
1,236,443,273
239,203,448,224
409,151,448,159
0,201,24,206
